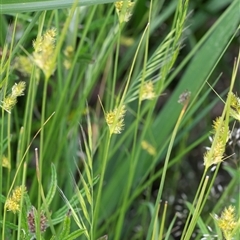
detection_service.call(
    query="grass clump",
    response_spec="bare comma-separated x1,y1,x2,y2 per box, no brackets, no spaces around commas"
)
0,0,240,239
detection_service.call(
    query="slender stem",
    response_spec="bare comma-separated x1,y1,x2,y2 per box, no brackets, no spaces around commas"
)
183,176,209,240
114,8,152,239
146,100,189,240
180,169,207,239
93,132,112,239
37,78,48,239
17,163,27,240
110,21,121,109
0,108,4,227
1,15,19,238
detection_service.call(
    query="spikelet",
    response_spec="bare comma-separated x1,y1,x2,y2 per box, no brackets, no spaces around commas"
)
13,56,34,77
229,92,240,121
63,45,74,70
1,81,26,113
33,28,57,79
140,81,156,101
215,206,238,240
203,117,229,169
5,186,26,214
115,1,135,23
105,105,126,134
2,155,10,169
141,140,156,156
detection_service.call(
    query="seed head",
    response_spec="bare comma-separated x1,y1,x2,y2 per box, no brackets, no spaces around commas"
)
229,92,240,121
115,1,135,23
141,140,156,156
203,117,229,169
5,186,26,214
5,199,20,214
11,81,26,97
27,206,48,234
13,56,34,77
1,81,26,113
2,155,10,169
33,28,57,78
178,90,191,105
2,94,17,112
105,105,126,134
63,45,74,70
216,205,238,240
140,81,156,101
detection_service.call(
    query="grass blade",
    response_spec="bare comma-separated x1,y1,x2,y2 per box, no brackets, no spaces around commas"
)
1,0,116,14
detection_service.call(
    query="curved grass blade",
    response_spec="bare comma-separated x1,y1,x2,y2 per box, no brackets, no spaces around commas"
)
62,229,86,240
1,0,116,14
42,163,57,209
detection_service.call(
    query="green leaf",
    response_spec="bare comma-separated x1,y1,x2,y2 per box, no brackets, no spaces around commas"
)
1,0,116,14
62,229,86,240
43,163,57,208
58,212,71,240
0,221,18,231
52,175,98,225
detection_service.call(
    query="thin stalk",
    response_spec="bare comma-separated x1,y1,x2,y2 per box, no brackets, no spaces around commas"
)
183,176,209,240
35,148,56,236
1,15,18,238
110,20,121,109
37,78,48,239
23,70,38,201
180,167,207,239
93,132,112,239
199,164,221,214
114,1,152,237
42,3,92,160
85,115,94,240
17,163,27,240
6,113,12,197
159,201,168,240
114,102,139,240
146,99,189,240
152,203,161,240
1,105,5,235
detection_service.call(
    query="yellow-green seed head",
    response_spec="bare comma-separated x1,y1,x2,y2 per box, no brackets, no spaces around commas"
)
5,186,26,214
33,28,57,78
203,117,229,169
115,1,135,23
140,81,156,101
217,206,237,240
105,105,126,134
229,92,240,121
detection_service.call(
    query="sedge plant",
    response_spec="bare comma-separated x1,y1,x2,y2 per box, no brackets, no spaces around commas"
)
0,0,239,239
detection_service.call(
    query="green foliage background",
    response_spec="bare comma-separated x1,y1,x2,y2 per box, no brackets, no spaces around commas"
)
0,0,239,239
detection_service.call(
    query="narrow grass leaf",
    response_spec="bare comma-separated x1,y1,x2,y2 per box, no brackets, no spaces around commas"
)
126,30,176,102
62,229,86,240
0,221,18,231
75,184,91,224
53,175,99,224
1,0,117,13
58,212,71,240
80,173,92,206
43,163,57,208
164,214,178,240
